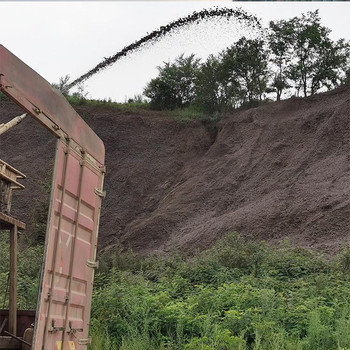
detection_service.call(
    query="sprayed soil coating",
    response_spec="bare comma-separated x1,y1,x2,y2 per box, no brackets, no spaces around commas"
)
67,7,261,90
1,86,350,255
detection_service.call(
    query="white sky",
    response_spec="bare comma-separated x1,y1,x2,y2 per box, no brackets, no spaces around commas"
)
1,1,350,102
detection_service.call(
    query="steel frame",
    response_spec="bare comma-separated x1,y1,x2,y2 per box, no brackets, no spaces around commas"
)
0,45,105,350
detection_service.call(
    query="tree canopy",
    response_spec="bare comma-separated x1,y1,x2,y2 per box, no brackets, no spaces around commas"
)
144,11,350,112
144,54,201,110
270,10,350,97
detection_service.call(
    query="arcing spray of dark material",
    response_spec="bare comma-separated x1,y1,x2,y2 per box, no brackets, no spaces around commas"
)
67,7,261,91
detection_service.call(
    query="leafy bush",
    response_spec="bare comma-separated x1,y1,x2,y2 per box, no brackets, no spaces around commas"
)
0,91,9,101
144,54,201,110
0,231,42,309
1,229,350,349
89,233,350,349
144,11,350,113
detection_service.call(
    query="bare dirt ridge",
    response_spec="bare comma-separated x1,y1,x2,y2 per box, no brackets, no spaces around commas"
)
1,86,350,255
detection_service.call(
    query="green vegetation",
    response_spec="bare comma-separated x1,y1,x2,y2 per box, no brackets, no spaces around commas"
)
0,231,42,310
144,54,201,110
49,11,350,120
0,91,9,101
52,75,150,112
168,105,220,123
144,11,350,113
66,95,150,112
269,11,349,98
88,233,350,350
1,230,350,349
48,11,350,121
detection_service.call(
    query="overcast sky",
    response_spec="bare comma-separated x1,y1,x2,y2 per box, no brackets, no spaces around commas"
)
1,1,350,102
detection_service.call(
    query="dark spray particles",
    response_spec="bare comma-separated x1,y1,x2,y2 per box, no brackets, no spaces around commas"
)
67,7,261,91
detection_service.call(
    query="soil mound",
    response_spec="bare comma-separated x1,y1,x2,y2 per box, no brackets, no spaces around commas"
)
1,86,350,254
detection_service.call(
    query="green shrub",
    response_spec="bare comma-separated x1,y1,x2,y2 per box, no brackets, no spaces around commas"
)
89,233,350,349
2,230,350,350
0,231,42,309
0,91,9,101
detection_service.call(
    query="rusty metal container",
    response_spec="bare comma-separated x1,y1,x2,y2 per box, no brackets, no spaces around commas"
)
0,45,105,350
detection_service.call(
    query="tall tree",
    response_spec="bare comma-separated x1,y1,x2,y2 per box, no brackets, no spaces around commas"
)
282,11,349,97
52,75,71,95
144,54,200,110
222,37,269,104
195,54,240,113
345,67,350,85
268,20,294,101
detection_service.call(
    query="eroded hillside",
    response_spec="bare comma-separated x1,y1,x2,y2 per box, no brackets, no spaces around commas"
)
1,86,350,254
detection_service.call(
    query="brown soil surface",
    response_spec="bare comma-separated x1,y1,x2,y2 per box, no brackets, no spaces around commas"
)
1,86,350,255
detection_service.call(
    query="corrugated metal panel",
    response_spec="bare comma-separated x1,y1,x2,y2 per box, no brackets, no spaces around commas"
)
33,139,104,350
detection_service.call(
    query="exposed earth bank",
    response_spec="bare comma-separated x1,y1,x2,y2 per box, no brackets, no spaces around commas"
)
1,86,350,255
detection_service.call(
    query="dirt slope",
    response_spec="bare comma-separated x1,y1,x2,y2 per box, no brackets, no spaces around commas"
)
1,86,350,255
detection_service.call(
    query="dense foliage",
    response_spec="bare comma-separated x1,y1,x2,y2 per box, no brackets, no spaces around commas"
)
89,234,350,350
144,11,350,112
0,92,8,101
269,11,350,98
1,230,350,349
0,231,43,310
144,54,201,110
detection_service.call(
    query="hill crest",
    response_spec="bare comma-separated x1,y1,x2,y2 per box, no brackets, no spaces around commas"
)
1,86,350,254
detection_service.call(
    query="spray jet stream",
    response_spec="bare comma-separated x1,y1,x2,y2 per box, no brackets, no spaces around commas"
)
67,7,261,91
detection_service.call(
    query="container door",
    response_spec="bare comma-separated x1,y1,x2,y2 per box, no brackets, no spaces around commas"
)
32,138,105,350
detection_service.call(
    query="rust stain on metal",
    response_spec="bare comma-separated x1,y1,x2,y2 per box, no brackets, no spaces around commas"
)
0,45,105,350
0,44,105,164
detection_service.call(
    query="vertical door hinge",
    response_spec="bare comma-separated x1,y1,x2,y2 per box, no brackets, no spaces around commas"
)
86,259,99,269
78,337,92,345
94,188,106,198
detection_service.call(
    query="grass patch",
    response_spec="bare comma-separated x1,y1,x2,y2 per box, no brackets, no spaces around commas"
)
167,105,222,123
1,231,350,349
0,91,9,101
66,95,150,113
90,233,350,350
0,231,43,309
